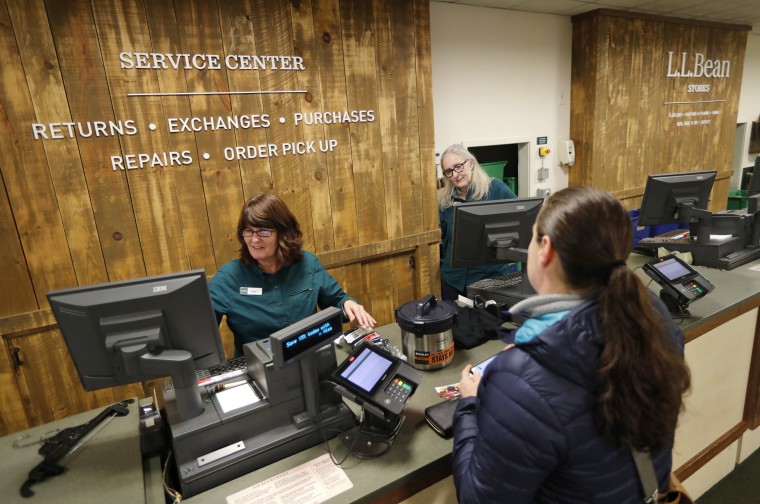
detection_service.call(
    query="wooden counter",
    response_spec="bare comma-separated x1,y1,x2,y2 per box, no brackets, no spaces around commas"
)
3,255,759,502
628,253,760,498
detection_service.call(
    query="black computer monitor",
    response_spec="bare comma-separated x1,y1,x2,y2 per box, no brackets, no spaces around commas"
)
748,156,760,197
748,157,760,215
451,197,544,267
47,269,225,421
638,170,717,244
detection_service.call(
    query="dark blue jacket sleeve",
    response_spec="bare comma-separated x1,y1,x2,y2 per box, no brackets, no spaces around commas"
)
452,351,565,504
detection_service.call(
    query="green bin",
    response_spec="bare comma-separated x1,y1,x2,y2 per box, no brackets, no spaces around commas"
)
505,177,517,194
728,189,748,210
480,161,505,180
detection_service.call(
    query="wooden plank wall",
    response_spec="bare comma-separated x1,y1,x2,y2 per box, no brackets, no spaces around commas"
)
569,10,750,211
0,0,439,434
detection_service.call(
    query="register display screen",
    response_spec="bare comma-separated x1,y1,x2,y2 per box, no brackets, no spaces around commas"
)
338,346,394,394
269,307,344,367
281,319,340,363
653,257,694,281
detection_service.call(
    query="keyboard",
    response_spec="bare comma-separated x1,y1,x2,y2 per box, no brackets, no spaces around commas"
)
639,229,690,244
195,356,247,387
468,272,522,290
164,356,248,391
466,271,534,309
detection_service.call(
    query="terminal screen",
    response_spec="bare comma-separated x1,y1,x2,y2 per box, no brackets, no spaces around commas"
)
339,346,393,393
653,257,693,281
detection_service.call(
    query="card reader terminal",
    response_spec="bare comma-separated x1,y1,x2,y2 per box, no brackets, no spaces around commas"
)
332,342,422,418
643,254,714,314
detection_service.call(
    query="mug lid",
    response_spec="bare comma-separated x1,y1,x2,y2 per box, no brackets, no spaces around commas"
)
395,294,457,333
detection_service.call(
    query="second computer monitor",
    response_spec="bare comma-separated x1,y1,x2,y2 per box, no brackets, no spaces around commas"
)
748,156,760,197
638,170,716,243
747,157,760,214
451,197,544,268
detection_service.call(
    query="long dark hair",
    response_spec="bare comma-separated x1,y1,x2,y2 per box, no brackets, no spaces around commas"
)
535,186,690,451
236,194,303,267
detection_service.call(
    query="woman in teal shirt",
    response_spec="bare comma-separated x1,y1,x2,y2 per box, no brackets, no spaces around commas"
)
210,194,376,356
438,144,517,300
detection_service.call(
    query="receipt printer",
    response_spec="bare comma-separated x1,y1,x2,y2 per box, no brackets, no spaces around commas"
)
643,254,714,315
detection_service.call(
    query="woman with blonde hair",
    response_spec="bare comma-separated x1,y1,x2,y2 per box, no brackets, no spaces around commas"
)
438,144,516,299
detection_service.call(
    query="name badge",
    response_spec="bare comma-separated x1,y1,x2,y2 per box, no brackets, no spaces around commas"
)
240,287,262,296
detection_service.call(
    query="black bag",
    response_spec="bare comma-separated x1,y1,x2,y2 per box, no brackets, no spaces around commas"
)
424,399,458,438
452,304,503,349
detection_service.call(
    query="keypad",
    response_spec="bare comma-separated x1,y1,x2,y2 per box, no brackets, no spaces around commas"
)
683,281,705,296
385,376,413,402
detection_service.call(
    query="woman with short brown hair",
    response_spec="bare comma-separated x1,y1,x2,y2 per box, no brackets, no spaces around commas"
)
211,194,375,356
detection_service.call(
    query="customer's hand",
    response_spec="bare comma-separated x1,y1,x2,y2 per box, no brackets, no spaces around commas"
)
343,300,377,328
459,364,482,398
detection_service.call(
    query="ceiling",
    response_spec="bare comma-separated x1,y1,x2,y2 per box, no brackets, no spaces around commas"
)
431,0,760,35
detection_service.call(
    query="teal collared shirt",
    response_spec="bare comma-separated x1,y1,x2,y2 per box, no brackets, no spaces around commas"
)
209,251,355,356
439,178,517,292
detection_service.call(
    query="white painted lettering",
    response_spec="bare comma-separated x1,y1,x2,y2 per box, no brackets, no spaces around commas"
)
119,52,135,69
31,123,47,140
134,52,150,69
666,51,730,79
119,52,305,71
687,84,711,92
224,144,279,161
32,120,137,140
167,115,269,133
111,150,192,170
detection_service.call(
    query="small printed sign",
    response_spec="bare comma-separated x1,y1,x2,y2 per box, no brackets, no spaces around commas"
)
537,136,548,145
240,287,263,296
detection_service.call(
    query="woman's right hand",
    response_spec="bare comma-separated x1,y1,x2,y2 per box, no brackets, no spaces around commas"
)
342,299,376,328
459,364,482,398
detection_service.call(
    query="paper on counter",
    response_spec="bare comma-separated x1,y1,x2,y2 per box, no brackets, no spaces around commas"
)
216,383,261,413
709,234,732,242
226,453,353,504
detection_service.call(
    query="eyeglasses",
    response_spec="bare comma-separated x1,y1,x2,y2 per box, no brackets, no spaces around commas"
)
442,159,469,178
241,228,274,238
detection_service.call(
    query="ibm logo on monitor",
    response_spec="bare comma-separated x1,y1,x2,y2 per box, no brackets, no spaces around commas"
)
153,285,168,293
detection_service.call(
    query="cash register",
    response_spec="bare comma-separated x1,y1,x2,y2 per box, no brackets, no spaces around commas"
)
47,270,419,498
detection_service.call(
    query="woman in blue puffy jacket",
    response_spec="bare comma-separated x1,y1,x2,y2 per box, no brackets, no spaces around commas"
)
453,186,690,503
